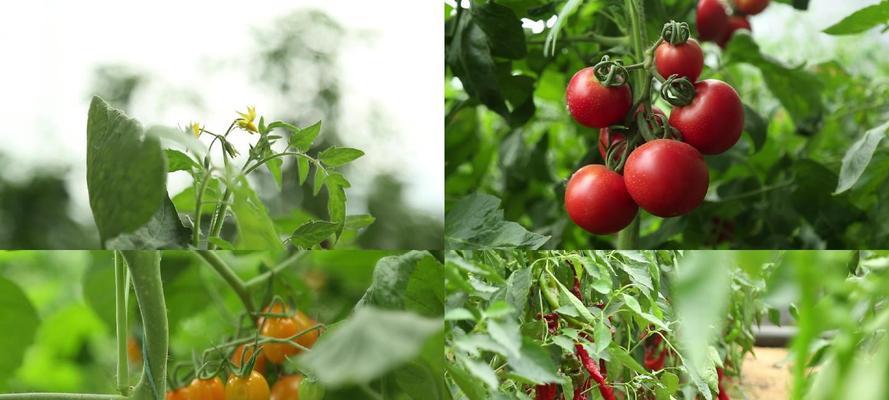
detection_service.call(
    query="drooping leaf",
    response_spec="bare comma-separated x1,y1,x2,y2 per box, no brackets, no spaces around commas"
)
445,193,550,250
105,194,191,249
357,251,444,318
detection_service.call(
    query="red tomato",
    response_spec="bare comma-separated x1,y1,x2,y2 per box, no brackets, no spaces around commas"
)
696,0,729,42
292,311,320,350
734,0,769,15
624,140,709,217
226,371,271,400
565,165,638,234
231,343,268,374
166,388,190,400
270,375,303,400
189,377,225,400
717,16,752,47
566,67,633,128
669,80,744,155
260,305,300,364
598,107,666,162
655,38,704,82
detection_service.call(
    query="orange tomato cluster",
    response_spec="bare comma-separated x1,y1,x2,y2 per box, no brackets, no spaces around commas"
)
164,303,321,400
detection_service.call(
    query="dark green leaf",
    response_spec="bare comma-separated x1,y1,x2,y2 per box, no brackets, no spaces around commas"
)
357,251,444,318
471,2,527,59
105,194,192,249
743,104,767,152
445,193,550,250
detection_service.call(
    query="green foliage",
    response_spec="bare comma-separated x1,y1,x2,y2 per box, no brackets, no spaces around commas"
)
445,0,889,249
824,0,889,35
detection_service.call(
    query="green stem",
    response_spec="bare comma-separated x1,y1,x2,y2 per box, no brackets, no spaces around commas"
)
122,251,167,400
245,251,307,289
206,189,232,250
528,32,629,47
617,215,640,250
114,252,129,396
0,395,127,399
193,172,213,248
197,250,256,324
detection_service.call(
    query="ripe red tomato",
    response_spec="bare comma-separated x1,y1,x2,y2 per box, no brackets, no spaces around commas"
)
565,165,638,234
566,67,633,128
189,377,225,400
231,343,268,374
655,39,704,82
696,0,729,42
226,371,271,400
734,0,769,15
166,388,190,400
598,107,665,162
292,311,320,350
624,140,709,217
270,375,303,400
260,304,300,364
669,79,744,155
717,16,752,47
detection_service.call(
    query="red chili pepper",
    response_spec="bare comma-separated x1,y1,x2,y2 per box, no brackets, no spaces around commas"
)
573,377,591,400
643,334,667,371
717,367,730,400
537,313,560,334
535,383,559,400
575,344,615,400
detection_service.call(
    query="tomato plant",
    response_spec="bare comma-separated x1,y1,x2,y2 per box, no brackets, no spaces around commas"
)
85,97,372,251
445,0,889,249
0,250,445,400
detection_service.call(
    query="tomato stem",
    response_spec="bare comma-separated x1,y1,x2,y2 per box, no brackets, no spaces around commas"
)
197,250,257,324
114,252,130,396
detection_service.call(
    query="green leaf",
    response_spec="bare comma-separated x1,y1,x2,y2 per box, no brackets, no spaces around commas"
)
105,194,192,249
313,165,327,196
445,192,550,250
290,121,322,151
297,156,310,185
165,149,200,173
743,104,767,153
266,157,283,189
327,180,346,229
0,277,40,377
471,2,526,59
319,147,365,167
824,1,889,35
207,237,234,250
835,120,889,194
344,214,375,231
230,177,284,250
86,96,167,245
297,307,442,387
290,220,339,248
357,251,444,317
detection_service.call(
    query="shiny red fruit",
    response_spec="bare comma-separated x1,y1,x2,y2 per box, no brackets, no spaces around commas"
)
624,140,709,217
717,16,752,47
735,0,769,15
566,67,633,128
565,165,638,234
669,80,744,155
655,39,704,82
696,0,730,42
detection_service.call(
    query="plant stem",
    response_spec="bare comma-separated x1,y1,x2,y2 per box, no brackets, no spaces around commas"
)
617,215,640,250
197,250,256,324
113,252,129,396
207,189,232,250
122,251,168,400
193,172,213,248
0,395,127,399
245,251,307,289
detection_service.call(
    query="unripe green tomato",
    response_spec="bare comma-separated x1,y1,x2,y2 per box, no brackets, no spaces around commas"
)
299,378,325,400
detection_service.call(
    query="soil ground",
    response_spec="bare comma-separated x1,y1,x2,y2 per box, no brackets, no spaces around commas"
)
738,347,792,399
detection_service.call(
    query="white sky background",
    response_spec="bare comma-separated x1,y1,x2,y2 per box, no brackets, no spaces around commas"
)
0,0,443,225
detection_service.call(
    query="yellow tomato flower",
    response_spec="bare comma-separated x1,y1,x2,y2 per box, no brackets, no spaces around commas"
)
188,122,203,138
237,105,258,133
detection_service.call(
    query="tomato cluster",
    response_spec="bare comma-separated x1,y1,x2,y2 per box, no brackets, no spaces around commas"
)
164,301,323,400
565,20,745,234
697,0,770,48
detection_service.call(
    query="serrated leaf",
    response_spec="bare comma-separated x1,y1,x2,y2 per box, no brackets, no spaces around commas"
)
824,1,889,35
445,193,549,249
290,220,339,248
291,121,322,151
319,147,365,167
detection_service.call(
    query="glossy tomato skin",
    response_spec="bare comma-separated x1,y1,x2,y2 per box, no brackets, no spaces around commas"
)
598,107,666,162
166,388,190,400
231,343,268,374
566,67,633,128
565,165,638,234
226,371,271,400
655,39,704,82
624,140,709,217
260,308,300,364
669,80,744,155
696,0,729,42
270,375,303,400
189,377,225,400
717,16,751,47
734,0,769,15
292,311,320,350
